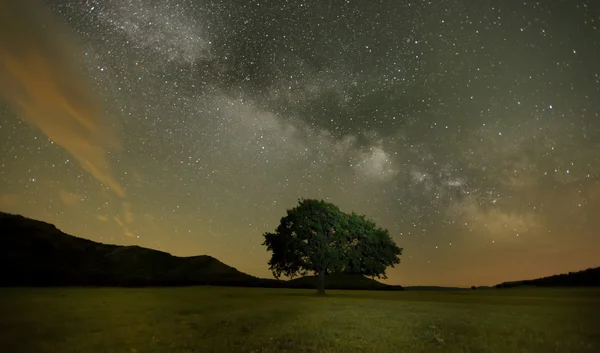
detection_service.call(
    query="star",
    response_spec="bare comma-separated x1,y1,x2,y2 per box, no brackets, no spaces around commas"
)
0,0,598,287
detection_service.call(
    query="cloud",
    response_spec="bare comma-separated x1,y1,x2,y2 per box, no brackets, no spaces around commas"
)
114,216,124,228
122,201,134,223
0,0,125,198
1,0,137,239
0,193,19,209
59,190,83,206
448,197,539,238
114,214,134,237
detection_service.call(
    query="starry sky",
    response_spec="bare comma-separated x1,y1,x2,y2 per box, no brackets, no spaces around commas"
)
1,0,599,287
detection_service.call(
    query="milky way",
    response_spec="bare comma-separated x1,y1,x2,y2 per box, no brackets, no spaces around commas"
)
1,0,599,286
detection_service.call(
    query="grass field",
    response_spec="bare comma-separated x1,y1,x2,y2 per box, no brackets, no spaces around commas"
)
1,287,599,353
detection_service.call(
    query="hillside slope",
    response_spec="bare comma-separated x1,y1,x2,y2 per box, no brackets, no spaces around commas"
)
495,267,600,288
287,273,404,291
0,212,262,287
0,212,403,290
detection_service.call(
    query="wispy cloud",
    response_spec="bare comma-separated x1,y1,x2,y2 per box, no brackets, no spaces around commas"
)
0,0,124,198
0,193,19,209
59,190,83,206
0,0,138,238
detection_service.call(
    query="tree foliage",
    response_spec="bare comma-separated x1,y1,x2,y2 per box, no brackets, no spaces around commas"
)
262,199,403,293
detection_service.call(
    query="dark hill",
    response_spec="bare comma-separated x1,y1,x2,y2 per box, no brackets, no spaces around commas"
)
0,212,265,287
403,286,466,291
495,267,600,288
0,212,403,290
287,273,403,291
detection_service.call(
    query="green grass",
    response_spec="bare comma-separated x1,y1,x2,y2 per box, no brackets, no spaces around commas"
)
1,287,599,353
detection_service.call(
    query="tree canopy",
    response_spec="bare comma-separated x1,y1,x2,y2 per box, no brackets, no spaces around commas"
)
262,198,402,294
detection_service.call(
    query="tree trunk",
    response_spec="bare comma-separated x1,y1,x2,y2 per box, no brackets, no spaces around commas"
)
316,270,326,295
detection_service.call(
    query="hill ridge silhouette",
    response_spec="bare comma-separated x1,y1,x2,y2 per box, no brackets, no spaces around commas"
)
495,267,600,288
3,211,597,289
0,211,403,290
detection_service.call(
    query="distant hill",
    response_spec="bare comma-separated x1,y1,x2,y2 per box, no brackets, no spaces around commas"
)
0,212,402,290
0,212,266,287
495,267,600,288
287,273,403,291
403,286,466,291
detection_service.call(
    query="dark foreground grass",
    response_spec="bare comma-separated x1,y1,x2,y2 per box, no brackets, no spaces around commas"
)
0,287,599,353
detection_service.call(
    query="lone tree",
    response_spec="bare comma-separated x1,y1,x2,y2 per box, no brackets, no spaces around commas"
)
262,198,402,295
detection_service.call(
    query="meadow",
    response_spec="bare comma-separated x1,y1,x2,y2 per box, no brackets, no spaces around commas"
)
0,286,598,353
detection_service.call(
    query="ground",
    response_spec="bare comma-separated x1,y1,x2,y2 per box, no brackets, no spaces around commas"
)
0,287,598,353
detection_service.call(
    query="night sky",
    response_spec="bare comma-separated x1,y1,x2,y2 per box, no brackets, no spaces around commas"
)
1,0,599,287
